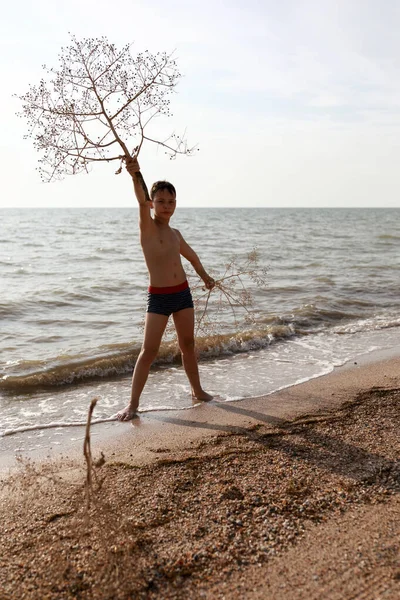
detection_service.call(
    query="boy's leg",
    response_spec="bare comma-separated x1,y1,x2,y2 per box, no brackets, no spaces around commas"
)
117,312,169,421
172,308,213,402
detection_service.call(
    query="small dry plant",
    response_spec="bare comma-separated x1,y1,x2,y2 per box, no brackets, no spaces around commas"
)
16,34,194,198
164,248,269,341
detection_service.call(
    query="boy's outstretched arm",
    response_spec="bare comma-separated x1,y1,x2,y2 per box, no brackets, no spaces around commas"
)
177,230,215,290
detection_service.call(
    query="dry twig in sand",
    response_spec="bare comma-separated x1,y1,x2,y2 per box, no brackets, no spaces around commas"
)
83,397,98,510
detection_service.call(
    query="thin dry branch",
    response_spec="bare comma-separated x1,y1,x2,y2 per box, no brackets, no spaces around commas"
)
83,397,98,511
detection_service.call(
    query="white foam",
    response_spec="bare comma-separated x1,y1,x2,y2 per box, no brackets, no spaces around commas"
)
0,403,206,437
0,417,116,437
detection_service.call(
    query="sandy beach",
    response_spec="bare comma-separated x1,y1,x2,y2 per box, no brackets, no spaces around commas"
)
1,354,399,599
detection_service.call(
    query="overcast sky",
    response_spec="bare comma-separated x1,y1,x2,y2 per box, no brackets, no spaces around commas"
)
1,0,400,207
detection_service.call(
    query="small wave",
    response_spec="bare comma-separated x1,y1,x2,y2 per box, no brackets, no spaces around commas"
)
332,316,400,335
266,304,364,331
377,234,400,240
90,283,140,293
0,303,26,318
314,276,335,285
95,247,121,254
60,291,103,303
0,327,296,393
0,349,139,393
73,255,103,263
0,298,84,318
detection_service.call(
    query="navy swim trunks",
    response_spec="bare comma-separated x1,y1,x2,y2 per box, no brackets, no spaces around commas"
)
147,280,194,316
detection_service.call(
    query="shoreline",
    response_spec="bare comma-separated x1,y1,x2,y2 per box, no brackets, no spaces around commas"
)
1,346,399,474
100,349,400,465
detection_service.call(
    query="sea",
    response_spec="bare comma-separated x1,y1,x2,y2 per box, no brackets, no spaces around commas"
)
1,207,399,455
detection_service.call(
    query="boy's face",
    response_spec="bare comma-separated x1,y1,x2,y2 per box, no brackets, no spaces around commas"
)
151,189,176,219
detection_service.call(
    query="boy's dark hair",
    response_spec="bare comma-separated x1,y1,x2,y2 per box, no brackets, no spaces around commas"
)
150,180,176,200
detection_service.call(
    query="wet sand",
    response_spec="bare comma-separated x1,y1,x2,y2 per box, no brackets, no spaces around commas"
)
0,355,399,599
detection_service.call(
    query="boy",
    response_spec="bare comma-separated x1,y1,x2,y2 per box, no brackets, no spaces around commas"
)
117,156,215,421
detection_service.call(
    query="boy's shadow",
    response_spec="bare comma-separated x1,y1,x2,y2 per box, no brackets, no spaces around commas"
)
152,400,400,491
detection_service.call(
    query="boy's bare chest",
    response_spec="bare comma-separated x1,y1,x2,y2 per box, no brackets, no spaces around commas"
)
141,227,180,255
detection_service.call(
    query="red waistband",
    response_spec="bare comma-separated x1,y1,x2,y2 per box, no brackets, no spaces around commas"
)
148,280,189,294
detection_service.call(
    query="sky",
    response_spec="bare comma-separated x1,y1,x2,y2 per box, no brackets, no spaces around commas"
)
1,0,400,207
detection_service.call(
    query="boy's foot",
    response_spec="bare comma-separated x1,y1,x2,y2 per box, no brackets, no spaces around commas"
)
192,390,213,402
116,405,139,421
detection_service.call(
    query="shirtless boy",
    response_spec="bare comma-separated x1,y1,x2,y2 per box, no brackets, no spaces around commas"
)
117,156,214,421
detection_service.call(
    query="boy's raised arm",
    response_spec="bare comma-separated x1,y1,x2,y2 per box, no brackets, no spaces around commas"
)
126,156,150,204
126,156,152,226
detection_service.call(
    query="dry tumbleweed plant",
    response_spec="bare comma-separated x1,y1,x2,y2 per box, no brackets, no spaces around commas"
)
193,248,269,336
163,248,268,340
